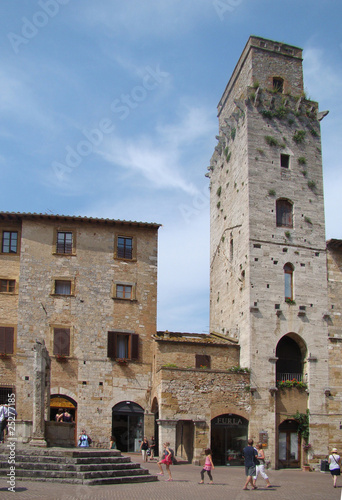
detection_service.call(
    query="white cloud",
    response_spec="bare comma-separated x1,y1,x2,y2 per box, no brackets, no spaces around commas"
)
98,105,216,195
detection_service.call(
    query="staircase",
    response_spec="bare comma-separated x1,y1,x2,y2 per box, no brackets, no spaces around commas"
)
0,447,158,485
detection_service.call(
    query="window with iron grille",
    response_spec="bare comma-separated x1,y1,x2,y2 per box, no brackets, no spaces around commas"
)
1,231,18,254
0,279,16,293
53,328,70,356
276,199,293,228
107,332,139,361
0,327,14,354
0,387,15,405
117,236,133,259
56,231,73,254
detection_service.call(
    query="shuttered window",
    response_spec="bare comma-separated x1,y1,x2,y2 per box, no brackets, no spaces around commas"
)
0,327,14,354
53,328,70,356
107,332,139,361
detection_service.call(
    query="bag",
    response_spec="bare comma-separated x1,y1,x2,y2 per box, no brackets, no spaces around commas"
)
87,436,92,445
147,448,151,456
169,448,177,465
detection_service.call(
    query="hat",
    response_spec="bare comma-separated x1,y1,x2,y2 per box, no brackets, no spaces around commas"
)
332,448,338,453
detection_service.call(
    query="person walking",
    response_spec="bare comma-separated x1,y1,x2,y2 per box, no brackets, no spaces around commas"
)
157,442,173,481
149,436,156,460
199,448,214,484
328,447,341,488
253,443,271,488
140,436,149,462
242,438,258,490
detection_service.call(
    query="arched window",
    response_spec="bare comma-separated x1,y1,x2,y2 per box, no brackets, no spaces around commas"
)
284,263,294,300
276,199,293,228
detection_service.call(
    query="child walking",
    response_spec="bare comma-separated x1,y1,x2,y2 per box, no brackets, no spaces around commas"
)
157,442,173,481
199,448,214,484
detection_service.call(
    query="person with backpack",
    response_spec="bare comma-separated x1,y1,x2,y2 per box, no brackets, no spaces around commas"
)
157,442,173,481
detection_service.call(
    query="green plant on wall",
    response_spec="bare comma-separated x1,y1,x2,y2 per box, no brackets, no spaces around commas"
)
292,410,310,444
216,186,222,197
265,135,279,147
308,180,316,192
268,189,276,197
231,127,236,140
293,130,306,144
298,157,307,165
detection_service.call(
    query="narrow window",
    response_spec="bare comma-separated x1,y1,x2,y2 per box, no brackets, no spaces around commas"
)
280,154,290,169
284,263,294,300
55,280,72,295
0,279,16,293
0,327,14,354
117,236,133,260
116,284,132,299
196,354,211,369
276,199,293,228
56,231,73,254
273,77,284,93
2,231,18,254
53,328,70,356
107,332,139,361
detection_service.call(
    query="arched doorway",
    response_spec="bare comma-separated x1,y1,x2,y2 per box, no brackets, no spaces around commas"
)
278,419,300,468
50,394,77,422
211,414,248,466
112,401,144,452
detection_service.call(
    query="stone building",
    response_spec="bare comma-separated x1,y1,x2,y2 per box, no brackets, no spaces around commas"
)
207,35,342,468
1,36,341,469
0,212,160,450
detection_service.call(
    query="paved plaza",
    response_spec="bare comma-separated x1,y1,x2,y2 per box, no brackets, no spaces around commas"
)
1,453,341,500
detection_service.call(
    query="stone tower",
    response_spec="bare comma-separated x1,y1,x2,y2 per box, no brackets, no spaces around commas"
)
208,36,330,467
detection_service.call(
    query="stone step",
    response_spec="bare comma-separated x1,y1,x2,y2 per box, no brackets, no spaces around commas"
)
0,447,158,485
14,461,141,472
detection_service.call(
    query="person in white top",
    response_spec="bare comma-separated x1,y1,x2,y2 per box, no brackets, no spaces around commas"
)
328,447,341,488
0,404,17,443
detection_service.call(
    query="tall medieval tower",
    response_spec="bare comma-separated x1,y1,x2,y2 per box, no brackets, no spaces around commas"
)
208,36,330,466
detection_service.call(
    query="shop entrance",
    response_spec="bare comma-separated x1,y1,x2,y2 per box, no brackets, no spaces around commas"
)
211,414,248,466
112,401,144,452
278,419,300,468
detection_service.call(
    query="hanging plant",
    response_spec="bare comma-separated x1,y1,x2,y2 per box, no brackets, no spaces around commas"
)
292,409,310,443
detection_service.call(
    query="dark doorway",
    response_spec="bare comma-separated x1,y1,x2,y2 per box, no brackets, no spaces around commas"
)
176,420,194,463
112,401,144,452
278,419,300,468
211,414,248,466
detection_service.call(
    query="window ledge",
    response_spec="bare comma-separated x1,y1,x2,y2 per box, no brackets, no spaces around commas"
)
112,297,137,302
114,257,137,262
0,292,17,296
52,252,76,257
51,294,75,298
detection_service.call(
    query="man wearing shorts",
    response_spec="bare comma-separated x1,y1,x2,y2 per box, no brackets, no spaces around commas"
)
242,438,258,490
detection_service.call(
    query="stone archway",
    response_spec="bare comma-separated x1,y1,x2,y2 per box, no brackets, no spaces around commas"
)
112,401,144,452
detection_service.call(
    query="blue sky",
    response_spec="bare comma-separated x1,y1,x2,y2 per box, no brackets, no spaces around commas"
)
1,1,341,333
